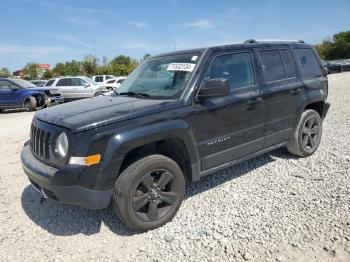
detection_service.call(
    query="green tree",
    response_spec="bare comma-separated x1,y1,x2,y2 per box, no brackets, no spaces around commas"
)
23,63,38,80
0,67,11,77
43,70,53,79
315,31,350,60
53,63,67,76
65,60,82,76
83,54,98,75
110,55,138,76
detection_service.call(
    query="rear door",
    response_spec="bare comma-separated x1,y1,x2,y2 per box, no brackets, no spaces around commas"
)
72,78,92,98
255,47,303,147
56,78,74,99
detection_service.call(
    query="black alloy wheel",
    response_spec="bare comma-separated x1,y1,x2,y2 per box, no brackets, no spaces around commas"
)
132,169,180,222
301,115,321,152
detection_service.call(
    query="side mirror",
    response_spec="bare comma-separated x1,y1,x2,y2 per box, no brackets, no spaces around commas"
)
84,82,90,87
197,78,230,99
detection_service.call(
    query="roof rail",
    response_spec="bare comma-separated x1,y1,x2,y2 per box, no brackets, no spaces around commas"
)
244,39,305,44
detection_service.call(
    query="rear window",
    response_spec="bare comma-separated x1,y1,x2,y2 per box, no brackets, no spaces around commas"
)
259,50,286,82
294,48,322,77
280,50,295,78
45,79,55,86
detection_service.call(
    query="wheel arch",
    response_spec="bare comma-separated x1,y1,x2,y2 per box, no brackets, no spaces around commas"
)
100,120,200,185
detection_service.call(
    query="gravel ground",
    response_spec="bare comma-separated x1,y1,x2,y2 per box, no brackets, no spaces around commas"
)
0,73,349,262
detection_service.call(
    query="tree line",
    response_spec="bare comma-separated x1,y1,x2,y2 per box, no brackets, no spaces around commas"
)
0,31,349,79
315,31,350,61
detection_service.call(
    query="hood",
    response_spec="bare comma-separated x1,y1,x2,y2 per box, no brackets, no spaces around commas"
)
35,96,183,132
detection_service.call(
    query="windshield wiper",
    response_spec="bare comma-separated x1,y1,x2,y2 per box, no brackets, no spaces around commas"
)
118,91,150,98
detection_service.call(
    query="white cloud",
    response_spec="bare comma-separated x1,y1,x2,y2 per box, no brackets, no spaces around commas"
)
48,34,93,49
183,19,214,31
64,16,99,26
128,21,149,29
0,44,65,55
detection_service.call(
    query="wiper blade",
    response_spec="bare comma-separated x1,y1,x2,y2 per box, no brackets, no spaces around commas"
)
118,91,150,98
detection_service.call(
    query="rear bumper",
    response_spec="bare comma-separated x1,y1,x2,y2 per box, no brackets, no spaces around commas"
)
20,145,112,210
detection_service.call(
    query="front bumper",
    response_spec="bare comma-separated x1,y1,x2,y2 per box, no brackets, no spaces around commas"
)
20,145,112,210
323,102,331,119
47,96,64,106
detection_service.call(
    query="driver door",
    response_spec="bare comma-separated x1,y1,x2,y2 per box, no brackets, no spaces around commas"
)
189,50,266,170
0,80,20,105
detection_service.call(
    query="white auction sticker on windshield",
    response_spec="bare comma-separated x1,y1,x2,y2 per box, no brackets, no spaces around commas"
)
167,63,196,72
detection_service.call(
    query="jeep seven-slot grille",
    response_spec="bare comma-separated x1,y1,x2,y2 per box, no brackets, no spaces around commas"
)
30,124,51,160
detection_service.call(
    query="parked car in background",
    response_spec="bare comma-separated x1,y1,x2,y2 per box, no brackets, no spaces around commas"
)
30,80,47,87
92,75,115,84
44,76,108,101
339,60,350,72
0,78,63,112
322,60,342,73
105,76,127,90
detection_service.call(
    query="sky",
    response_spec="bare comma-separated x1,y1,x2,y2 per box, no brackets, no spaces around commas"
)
1,0,349,71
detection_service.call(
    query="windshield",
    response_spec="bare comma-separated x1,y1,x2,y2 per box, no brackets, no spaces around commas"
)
117,53,200,99
10,78,37,88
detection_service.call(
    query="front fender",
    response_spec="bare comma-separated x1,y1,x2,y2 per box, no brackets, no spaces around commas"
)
97,119,200,187
21,90,45,105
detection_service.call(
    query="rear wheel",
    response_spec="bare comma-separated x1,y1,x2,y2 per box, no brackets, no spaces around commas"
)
287,109,322,157
24,96,37,111
113,154,185,232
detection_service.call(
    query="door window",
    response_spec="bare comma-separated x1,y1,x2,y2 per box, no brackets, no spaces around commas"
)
294,48,322,77
95,76,103,82
259,49,296,82
205,52,255,90
105,76,113,80
56,78,72,86
0,80,17,89
72,78,87,86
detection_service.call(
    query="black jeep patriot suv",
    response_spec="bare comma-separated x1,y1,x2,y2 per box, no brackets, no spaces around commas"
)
21,40,330,231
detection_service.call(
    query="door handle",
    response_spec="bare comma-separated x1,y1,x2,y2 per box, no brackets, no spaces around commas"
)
290,88,302,95
247,97,262,105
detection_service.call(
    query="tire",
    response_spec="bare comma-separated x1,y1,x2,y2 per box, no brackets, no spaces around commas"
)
113,154,185,232
24,96,37,111
94,92,103,97
287,109,322,157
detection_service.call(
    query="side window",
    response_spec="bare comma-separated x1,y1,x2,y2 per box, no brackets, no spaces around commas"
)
45,79,55,86
294,48,322,77
259,50,285,82
280,50,295,78
0,80,16,89
105,76,113,80
206,52,255,90
117,79,125,84
56,78,71,86
107,79,116,84
95,76,103,82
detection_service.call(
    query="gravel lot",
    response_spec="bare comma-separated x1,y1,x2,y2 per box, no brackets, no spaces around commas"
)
0,73,349,262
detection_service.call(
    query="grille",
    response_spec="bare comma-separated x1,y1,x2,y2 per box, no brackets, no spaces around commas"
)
30,124,51,160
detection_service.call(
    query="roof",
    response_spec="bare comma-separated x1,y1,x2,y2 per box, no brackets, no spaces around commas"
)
151,40,309,58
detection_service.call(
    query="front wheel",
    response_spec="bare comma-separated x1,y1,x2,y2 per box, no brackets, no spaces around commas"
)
24,96,37,111
287,109,322,157
113,154,185,232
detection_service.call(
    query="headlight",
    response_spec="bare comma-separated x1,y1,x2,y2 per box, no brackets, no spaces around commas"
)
55,132,68,158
